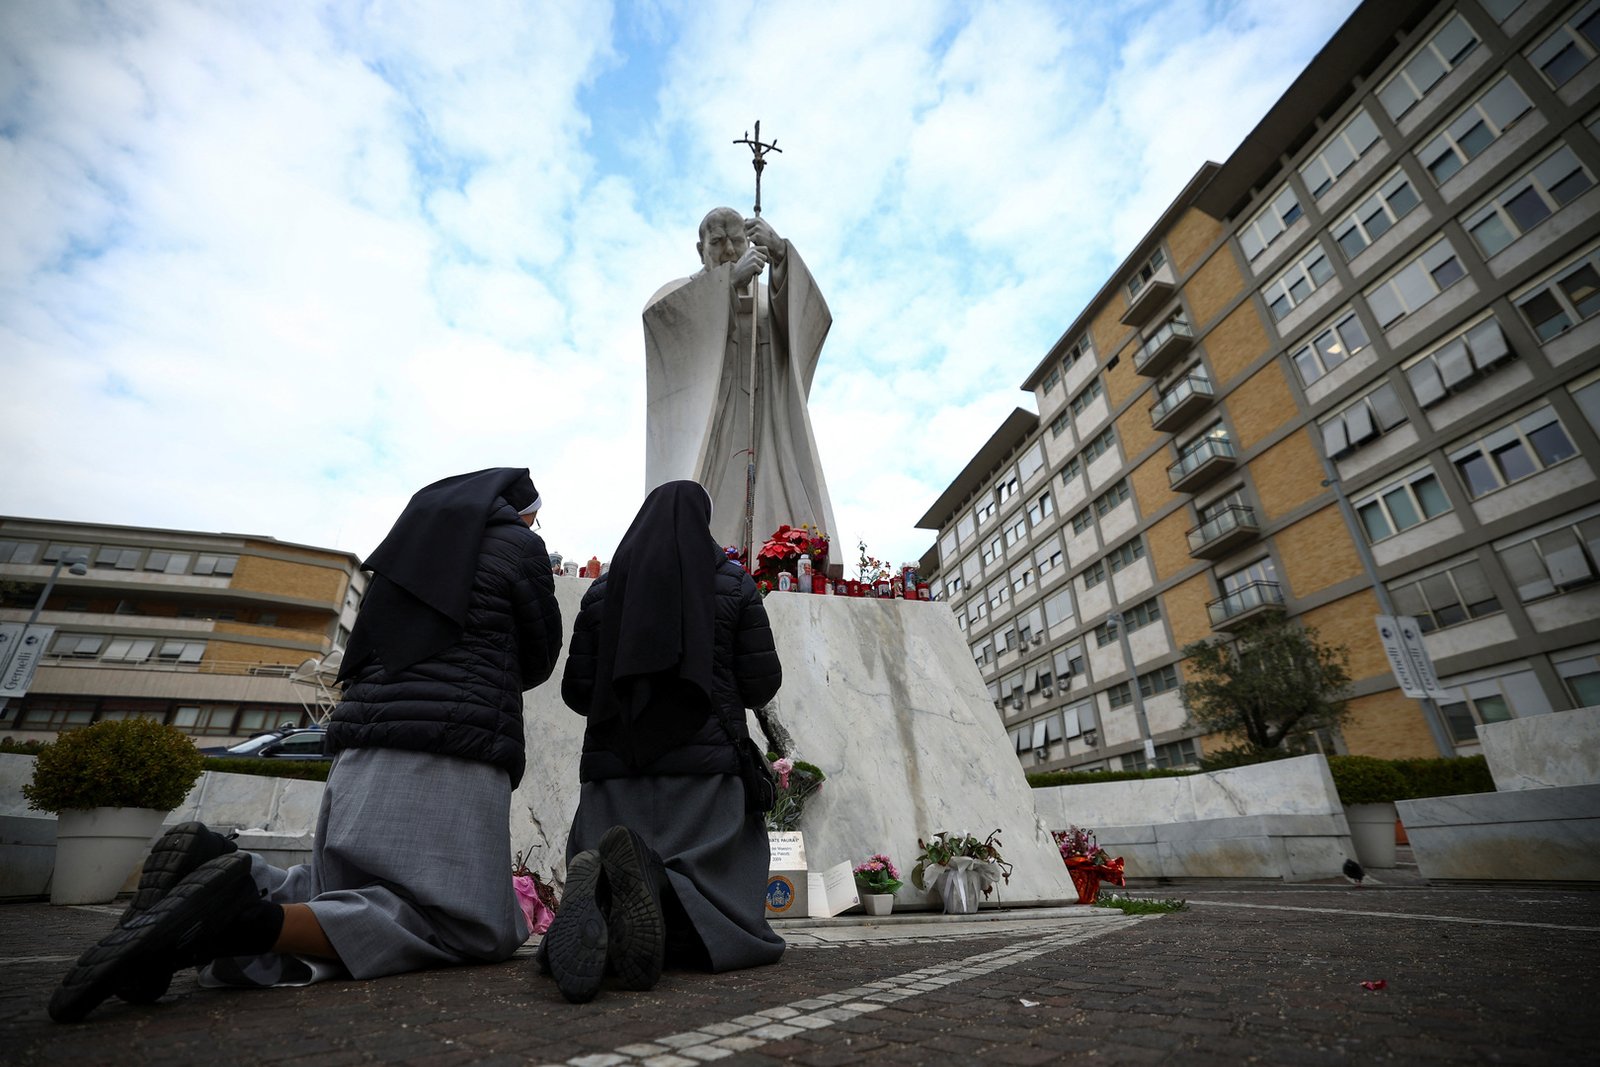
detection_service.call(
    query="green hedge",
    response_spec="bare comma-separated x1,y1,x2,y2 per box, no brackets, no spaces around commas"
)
202,757,332,783
0,738,47,755
1392,754,1493,799
1028,767,1198,788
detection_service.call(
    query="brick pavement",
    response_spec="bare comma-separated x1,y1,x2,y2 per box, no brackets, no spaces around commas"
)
2,881,1597,1066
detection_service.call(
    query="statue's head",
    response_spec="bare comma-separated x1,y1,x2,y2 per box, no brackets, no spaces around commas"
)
696,207,746,272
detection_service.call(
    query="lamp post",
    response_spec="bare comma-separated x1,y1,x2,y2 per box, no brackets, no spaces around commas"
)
0,553,88,719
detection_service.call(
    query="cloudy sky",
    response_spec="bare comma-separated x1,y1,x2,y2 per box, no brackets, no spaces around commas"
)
1,0,1360,570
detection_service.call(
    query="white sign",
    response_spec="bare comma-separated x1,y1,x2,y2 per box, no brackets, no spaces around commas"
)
806,861,860,919
1143,738,1157,760
0,624,55,701
1375,615,1451,701
0,623,24,678
767,831,807,869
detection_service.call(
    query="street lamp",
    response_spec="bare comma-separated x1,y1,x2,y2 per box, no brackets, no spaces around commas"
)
0,552,88,719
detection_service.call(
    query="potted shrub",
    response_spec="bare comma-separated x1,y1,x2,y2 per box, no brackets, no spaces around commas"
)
23,718,207,905
909,829,1013,914
852,853,903,916
1052,825,1126,904
1327,754,1408,870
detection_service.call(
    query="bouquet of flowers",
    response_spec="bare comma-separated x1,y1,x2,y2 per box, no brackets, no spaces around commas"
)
909,828,1013,898
1053,825,1126,899
852,853,903,896
755,524,830,582
764,754,826,833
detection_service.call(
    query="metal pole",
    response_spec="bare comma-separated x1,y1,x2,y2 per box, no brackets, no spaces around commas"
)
1109,610,1157,764
1319,467,1455,756
0,554,84,719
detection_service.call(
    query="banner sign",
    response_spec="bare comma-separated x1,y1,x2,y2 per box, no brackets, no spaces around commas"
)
1375,615,1452,701
0,624,56,701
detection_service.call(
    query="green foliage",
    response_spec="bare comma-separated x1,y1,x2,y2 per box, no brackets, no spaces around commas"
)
1180,614,1352,750
1390,755,1493,799
1196,744,1303,771
909,828,1013,893
1027,767,1197,788
1326,754,1409,806
202,757,332,782
22,719,206,814
1094,894,1188,914
0,737,47,755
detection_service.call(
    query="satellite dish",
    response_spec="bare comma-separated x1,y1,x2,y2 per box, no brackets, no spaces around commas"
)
317,649,344,677
292,658,320,680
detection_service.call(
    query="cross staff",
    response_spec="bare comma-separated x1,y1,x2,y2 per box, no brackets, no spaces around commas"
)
733,121,781,566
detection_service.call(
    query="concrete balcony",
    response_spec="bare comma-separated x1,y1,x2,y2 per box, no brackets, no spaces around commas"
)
1187,505,1261,560
1149,373,1213,432
1134,319,1194,377
1168,436,1236,493
1120,260,1177,327
1207,581,1285,630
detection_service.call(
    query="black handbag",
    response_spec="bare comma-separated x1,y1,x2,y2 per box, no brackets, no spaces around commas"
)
709,703,777,814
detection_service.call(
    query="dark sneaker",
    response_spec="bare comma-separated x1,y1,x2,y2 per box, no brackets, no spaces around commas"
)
49,853,254,1024
114,822,238,1004
541,850,607,1004
598,825,665,991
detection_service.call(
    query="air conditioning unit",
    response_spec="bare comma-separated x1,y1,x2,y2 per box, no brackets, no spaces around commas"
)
1042,686,1054,697
1031,634,1043,646
1011,698,1024,710
1034,746,1050,760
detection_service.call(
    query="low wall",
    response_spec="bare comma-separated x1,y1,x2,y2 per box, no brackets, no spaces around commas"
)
1400,706,1600,882
1031,755,1353,882
0,752,323,900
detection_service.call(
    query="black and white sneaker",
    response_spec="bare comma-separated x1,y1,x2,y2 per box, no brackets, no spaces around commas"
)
540,850,608,1004
49,853,254,1024
598,825,665,991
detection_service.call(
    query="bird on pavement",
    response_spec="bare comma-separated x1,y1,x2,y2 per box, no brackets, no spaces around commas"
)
1343,858,1365,886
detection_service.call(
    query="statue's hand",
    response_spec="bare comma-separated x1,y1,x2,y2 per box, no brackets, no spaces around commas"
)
731,243,770,287
744,217,784,261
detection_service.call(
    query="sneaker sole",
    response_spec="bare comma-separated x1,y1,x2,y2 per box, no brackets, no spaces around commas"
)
542,851,607,1004
598,826,664,991
114,822,237,1005
49,854,252,1024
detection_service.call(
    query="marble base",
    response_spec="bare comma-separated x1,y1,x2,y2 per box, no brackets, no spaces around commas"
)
1478,705,1600,791
1398,784,1600,882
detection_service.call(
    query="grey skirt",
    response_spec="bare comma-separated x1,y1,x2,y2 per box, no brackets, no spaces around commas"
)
567,773,784,972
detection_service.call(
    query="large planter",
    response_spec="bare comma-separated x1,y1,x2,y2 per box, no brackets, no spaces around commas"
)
51,807,167,906
937,867,982,914
1345,802,1399,869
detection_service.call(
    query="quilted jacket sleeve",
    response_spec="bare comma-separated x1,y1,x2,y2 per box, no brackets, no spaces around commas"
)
511,530,562,690
560,578,606,715
732,571,782,709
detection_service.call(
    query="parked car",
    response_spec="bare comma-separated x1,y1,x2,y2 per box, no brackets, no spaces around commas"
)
201,725,330,760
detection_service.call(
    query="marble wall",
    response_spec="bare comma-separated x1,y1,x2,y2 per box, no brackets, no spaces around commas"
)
1477,705,1600,791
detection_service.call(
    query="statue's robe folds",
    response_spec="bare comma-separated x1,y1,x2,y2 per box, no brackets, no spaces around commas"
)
643,242,838,559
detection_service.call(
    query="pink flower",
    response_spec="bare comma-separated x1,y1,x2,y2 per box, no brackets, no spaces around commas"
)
772,757,794,790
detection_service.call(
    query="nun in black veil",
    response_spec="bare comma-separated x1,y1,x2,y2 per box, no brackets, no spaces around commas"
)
540,480,783,1003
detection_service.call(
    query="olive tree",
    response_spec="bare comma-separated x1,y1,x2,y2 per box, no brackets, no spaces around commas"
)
1179,613,1352,752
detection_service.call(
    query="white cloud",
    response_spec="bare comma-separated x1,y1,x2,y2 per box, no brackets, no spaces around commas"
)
1,0,1360,574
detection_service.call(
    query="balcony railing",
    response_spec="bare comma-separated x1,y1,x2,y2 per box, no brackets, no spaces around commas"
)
1207,580,1285,629
1134,319,1195,377
1187,505,1261,559
1168,436,1236,492
1120,262,1177,326
1149,373,1214,432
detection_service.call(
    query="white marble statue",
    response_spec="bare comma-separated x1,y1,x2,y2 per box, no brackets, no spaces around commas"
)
643,207,838,559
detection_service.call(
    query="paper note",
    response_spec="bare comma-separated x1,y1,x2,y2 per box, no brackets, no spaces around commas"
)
806,860,860,919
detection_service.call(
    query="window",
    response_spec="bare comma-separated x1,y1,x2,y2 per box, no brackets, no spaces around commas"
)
1377,12,1480,120
1050,411,1070,438
1061,334,1095,372
1555,651,1600,705
977,499,997,524
15,697,96,731
1070,507,1093,535
1127,247,1169,298
1004,516,1027,548
996,475,1019,504
1290,308,1372,386
1121,738,1199,771
1450,406,1577,498
1042,367,1061,393
1035,540,1064,576
1082,560,1107,589
1081,427,1117,463
1438,690,1514,742
1526,0,1600,88
987,580,1010,612
1333,169,1422,259
1300,108,1382,198
1514,243,1600,340
172,704,237,736
193,554,238,576
1059,456,1082,485
1043,588,1074,629
1009,561,1034,595
156,640,206,663
93,546,140,570
1389,557,1502,632
1221,558,1278,600
101,638,158,663
1125,596,1162,630
1464,144,1595,257
1107,682,1134,709
0,540,41,564
981,535,1002,566
1354,466,1452,541
1405,316,1514,407
1239,185,1304,262
1138,664,1179,699
1108,537,1146,574
1092,479,1131,518
1576,375,1600,437
1019,444,1045,482
1264,244,1336,321
1365,238,1466,328
961,551,982,586
1175,422,1231,475
939,528,958,564
1419,75,1534,184
1054,645,1086,681
968,599,989,627
1321,382,1408,458
1027,492,1055,526
1070,377,1104,418
1481,0,1525,22
50,633,104,658
42,543,91,564
972,640,992,668
995,627,1017,655
1499,512,1600,599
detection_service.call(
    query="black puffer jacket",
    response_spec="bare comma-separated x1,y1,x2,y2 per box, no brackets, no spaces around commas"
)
563,558,781,781
328,506,562,786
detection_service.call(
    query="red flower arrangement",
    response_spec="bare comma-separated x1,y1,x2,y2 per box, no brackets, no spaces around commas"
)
1052,825,1126,904
754,524,830,581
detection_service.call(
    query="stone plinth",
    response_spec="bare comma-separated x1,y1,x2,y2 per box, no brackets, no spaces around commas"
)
513,585,1077,906
1032,755,1354,881
1398,785,1600,881
1478,705,1600,791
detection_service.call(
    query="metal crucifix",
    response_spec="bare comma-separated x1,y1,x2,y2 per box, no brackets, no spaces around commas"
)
733,121,781,567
